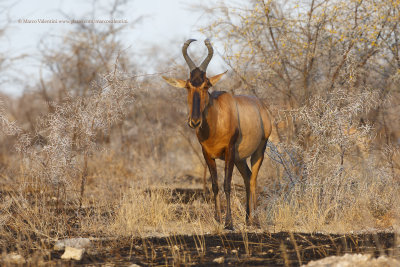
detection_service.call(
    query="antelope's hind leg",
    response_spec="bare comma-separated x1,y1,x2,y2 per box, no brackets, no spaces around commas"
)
248,140,268,225
234,160,252,223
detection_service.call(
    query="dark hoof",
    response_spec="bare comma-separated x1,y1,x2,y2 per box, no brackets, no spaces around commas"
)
246,218,261,228
224,223,234,231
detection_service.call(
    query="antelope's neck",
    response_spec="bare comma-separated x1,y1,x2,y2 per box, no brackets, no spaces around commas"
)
196,92,218,142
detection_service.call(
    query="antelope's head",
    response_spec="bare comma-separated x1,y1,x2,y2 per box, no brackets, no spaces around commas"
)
162,39,226,129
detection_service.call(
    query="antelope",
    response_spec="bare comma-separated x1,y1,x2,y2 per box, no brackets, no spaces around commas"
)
162,39,271,229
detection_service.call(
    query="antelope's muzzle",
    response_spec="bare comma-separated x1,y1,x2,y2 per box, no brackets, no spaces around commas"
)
188,92,201,128
188,118,201,129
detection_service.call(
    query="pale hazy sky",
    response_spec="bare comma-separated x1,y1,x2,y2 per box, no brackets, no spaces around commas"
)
1,0,228,95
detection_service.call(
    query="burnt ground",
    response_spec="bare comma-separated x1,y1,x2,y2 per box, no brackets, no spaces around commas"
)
48,231,399,266
3,188,400,266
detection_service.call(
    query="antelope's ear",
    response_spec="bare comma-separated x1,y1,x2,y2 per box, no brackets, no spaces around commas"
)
162,76,187,88
208,70,227,86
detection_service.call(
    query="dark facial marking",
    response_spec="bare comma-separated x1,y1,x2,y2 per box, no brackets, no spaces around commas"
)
191,92,201,121
190,68,206,87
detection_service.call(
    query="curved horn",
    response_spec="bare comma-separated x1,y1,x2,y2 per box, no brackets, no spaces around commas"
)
182,39,197,71
199,39,214,72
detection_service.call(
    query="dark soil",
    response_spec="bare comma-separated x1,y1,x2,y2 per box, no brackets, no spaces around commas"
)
50,231,399,266
3,188,399,266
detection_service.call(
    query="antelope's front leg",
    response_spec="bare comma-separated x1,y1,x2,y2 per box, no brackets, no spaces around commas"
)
202,148,222,223
224,131,238,230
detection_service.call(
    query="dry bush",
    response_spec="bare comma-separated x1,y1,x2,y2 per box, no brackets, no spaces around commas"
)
199,0,400,101
0,1,147,251
17,66,134,199
0,66,134,252
258,88,399,232
0,99,21,136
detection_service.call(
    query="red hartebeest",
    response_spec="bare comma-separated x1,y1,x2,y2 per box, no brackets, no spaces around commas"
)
162,39,271,229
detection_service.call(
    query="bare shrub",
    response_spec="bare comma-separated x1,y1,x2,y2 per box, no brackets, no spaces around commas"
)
0,99,21,136
16,66,134,202
0,66,135,253
259,89,399,232
199,0,399,101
